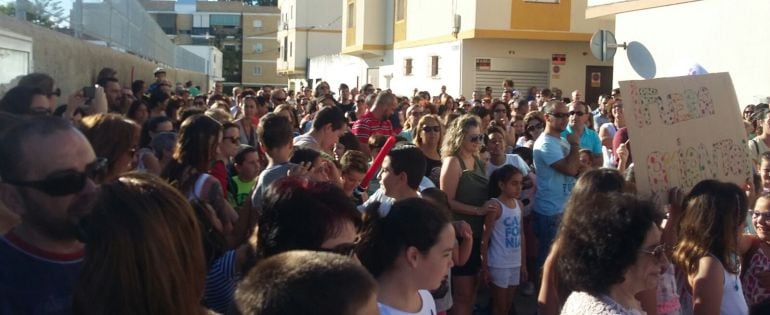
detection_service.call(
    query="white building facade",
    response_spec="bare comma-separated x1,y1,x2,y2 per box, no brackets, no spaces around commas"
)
588,0,770,106
303,0,615,104
276,0,343,90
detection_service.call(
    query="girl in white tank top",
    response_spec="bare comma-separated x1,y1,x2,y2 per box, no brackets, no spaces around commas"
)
481,165,526,315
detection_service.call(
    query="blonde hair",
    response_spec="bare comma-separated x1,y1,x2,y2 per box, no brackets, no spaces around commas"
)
441,114,480,158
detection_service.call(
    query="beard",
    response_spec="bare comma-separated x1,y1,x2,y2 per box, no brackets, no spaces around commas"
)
19,189,96,241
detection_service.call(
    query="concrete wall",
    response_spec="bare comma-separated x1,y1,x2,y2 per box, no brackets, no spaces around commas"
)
612,0,770,105
0,14,208,96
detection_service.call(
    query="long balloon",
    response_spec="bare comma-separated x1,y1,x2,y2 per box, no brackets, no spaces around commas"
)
359,135,397,190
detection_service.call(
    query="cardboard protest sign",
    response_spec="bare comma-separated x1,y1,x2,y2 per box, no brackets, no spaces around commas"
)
619,73,751,204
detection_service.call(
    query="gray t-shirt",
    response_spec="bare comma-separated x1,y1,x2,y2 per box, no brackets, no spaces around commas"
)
250,162,296,209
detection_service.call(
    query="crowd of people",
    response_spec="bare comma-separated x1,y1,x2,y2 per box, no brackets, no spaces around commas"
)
0,67,768,315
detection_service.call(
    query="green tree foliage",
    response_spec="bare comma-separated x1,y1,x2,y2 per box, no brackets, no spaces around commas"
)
0,0,65,29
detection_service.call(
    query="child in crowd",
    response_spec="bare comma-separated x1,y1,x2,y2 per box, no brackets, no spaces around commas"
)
481,165,526,315
357,198,455,315
235,251,378,315
228,146,260,209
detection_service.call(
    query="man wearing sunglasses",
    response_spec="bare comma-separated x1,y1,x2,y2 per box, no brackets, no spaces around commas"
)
532,100,581,272
0,117,100,314
562,101,602,168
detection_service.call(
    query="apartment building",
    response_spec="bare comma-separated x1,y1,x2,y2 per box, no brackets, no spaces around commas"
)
141,0,283,89
275,0,342,90
314,0,615,103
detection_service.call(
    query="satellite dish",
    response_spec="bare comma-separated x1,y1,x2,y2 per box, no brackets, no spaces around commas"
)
627,41,656,79
590,30,627,61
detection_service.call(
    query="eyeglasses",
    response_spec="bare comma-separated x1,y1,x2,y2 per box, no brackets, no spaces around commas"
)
222,136,240,145
421,125,441,133
3,158,107,196
468,134,485,143
526,124,544,132
750,210,770,221
317,242,357,257
639,244,667,263
48,88,61,97
569,111,585,116
547,112,570,119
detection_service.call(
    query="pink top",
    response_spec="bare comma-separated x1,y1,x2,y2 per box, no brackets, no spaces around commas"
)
742,245,770,306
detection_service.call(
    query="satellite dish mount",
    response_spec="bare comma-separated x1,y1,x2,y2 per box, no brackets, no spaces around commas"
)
590,30,627,61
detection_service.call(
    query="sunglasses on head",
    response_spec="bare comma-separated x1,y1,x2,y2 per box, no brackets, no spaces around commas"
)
468,134,485,143
3,158,108,196
421,125,440,133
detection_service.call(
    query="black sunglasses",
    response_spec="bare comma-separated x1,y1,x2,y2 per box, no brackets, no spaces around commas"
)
421,125,441,133
569,111,585,116
468,134,484,143
527,124,544,132
3,158,107,196
317,242,357,257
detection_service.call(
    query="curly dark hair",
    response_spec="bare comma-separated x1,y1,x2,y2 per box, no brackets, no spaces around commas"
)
557,192,662,295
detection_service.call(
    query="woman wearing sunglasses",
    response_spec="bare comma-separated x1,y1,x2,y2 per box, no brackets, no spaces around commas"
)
440,114,498,315
518,112,545,149
413,114,444,185
558,192,667,315
79,113,141,183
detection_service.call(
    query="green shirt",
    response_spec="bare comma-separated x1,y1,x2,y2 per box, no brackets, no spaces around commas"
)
228,176,257,208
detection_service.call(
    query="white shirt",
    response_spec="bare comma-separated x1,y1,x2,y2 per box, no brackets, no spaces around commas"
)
378,290,437,315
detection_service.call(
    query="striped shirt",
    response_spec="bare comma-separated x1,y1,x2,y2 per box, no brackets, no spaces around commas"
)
203,250,238,313
352,111,394,144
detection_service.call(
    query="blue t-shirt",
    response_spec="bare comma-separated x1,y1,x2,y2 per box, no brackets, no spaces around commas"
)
562,125,602,155
533,134,576,216
0,232,84,315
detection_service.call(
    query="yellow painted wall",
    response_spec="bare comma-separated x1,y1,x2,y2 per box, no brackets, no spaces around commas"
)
242,62,285,86
510,0,571,31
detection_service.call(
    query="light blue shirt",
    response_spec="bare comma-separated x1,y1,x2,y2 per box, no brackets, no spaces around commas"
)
562,125,602,155
593,108,610,131
533,134,576,216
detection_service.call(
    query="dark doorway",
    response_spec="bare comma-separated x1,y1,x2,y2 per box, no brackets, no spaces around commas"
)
584,66,613,110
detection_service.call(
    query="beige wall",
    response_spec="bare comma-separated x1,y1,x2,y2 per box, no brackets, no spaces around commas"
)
243,14,280,37
242,62,285,87
0,14,207,96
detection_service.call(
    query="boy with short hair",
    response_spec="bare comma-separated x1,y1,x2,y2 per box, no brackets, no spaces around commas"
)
250,113,295,211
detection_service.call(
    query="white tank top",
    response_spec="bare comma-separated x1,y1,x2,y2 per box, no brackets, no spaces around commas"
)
721,264,748,315
487,198,523,268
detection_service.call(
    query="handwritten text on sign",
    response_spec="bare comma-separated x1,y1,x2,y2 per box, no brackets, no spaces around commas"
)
620,73,750,205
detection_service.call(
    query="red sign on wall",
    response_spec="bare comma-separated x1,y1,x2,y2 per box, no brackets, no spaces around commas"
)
552,54,566,65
